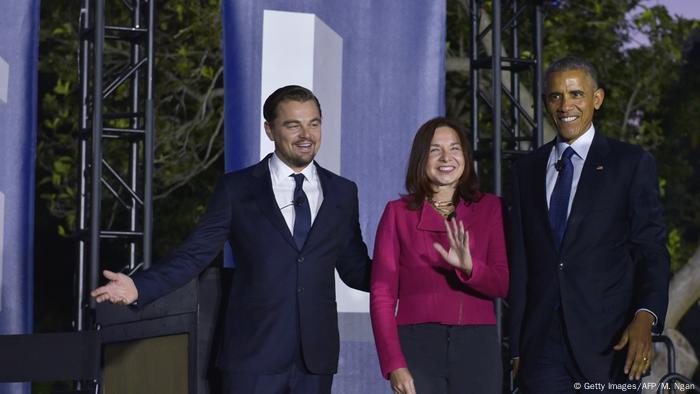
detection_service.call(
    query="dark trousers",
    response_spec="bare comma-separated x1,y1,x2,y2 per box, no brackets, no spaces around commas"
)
518,313,641,394
221,364,332,394
518,312,583,394
221,346,332,394
398,323,502,394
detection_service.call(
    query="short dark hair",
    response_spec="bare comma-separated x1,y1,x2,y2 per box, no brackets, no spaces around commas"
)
545,56,600,90
405,117,480,210
262,85,322,123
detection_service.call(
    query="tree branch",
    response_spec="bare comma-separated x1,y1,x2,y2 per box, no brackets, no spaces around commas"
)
621,82,641,136
665,239,700,329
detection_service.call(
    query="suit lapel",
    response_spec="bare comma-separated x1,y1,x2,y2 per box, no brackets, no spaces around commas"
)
251,155,297,250
560,132,609,252
302,162,341,251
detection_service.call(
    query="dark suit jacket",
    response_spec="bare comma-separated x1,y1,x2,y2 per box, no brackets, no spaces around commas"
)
508,132,670,382
132,155,371,374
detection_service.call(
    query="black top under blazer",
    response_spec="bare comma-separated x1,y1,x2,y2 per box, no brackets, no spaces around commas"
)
133,154,372,374
508,132,670,382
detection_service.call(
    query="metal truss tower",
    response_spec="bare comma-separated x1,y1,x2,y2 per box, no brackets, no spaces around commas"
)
77,0,155,332
469,1,544,390
470,0,545,192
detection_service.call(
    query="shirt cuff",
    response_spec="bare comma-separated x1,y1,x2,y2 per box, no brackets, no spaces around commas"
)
635,308,658,326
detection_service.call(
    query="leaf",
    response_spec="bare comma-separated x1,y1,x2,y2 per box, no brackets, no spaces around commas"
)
176,4,185,22
53,156,73,175
201,65,214,79
54,78,71,96
44,117,61,130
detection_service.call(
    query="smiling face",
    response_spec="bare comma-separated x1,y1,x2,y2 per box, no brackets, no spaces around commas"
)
425,126,465,196
545,69,605,144
264,99,322,172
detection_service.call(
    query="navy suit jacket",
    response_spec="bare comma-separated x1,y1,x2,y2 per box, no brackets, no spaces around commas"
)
508,132,670,382
133,155,371,374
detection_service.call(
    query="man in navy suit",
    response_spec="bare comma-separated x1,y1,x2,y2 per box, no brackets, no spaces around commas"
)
508,56,670,393
92,85,372,394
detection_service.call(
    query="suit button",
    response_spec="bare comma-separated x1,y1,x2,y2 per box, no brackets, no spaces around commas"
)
297,286,304,293
559,261,565,270
297,256,304,263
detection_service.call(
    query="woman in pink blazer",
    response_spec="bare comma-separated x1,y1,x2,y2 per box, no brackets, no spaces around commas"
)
370,117,509,394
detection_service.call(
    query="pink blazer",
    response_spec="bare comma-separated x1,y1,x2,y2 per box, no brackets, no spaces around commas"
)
370,194,509,378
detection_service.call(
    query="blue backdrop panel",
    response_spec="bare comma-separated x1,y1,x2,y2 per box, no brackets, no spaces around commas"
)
223,1,445,392
0,0,39,393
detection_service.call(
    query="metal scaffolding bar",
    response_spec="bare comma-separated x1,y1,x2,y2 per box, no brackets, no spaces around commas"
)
76,0,154,335
471,0,544,187
469,2,545,391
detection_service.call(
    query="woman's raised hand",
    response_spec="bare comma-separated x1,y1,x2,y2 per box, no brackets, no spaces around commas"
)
433,218,473,276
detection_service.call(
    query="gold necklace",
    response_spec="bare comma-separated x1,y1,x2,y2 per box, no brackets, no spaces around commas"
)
429,199,455,218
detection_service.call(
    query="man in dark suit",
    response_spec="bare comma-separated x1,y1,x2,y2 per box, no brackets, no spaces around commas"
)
91,85,372,394
508,56,670,393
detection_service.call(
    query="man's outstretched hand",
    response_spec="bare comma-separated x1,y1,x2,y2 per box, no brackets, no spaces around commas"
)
90,270,138,305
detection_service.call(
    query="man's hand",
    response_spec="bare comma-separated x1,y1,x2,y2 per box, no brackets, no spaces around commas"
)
613,311,655,380
90,270,138,305
433,218,473,276
389,367,416,394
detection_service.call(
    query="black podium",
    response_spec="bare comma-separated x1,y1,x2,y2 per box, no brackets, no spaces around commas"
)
0,266,227,394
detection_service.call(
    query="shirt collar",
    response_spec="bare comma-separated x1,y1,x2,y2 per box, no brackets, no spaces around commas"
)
555,124,595,161
269,152,317,183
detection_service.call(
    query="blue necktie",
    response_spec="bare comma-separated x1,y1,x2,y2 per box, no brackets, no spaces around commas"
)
291,173,311,249
549,147,575,248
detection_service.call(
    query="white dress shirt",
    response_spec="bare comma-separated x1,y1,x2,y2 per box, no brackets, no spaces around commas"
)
268,153,324,233
545,124,595,216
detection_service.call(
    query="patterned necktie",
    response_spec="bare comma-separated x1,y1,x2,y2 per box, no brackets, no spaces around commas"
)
291,173,311,249
549,147,576,248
